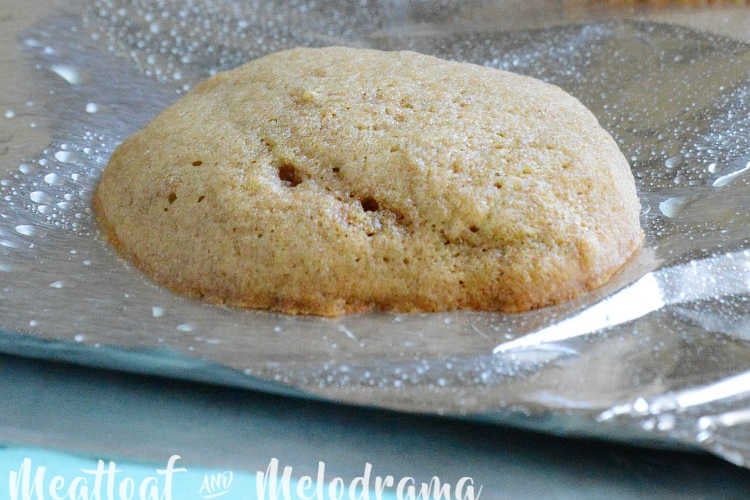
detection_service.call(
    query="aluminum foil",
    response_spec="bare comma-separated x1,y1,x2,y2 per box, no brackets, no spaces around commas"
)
1,0,750,467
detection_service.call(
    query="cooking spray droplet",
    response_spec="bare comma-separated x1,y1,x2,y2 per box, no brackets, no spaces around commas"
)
664,156,680,169
14,225,35,236
657,414,675,431
49,280,65,288
30,191,53,204
44,173,62,185
49,64,84,85
713,161,750,188
74,334,85,342
4,110,15,119
152,306,164,318
633,397,649,414
696,430,712,443
54,150,79,163
85,102,98,113
176,323,193,332
659,197,686,218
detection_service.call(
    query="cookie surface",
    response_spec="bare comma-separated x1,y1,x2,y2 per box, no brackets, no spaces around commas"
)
94,46,643,316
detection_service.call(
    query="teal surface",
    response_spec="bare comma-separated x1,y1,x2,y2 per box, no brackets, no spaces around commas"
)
0,354,748,499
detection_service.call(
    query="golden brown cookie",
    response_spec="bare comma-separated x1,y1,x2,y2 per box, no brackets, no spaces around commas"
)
94,46,643,316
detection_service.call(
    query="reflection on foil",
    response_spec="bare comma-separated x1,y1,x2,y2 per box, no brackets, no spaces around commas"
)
494,250,750,354
493,272,665,354
599,370,750,420
713,160,750,188
1,0,750,469
598,370,750,466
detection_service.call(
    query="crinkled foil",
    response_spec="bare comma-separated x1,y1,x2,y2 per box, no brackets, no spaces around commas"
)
1,0,750,466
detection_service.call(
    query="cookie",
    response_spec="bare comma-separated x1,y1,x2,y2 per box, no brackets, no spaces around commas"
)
94,46,643,316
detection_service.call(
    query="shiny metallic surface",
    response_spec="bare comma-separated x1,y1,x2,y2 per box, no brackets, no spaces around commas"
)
1,0,749,467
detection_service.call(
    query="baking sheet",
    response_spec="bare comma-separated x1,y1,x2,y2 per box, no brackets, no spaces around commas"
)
1,0,750,467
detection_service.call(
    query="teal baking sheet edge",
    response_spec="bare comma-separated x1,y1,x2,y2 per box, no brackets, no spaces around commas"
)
0,327,700,456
